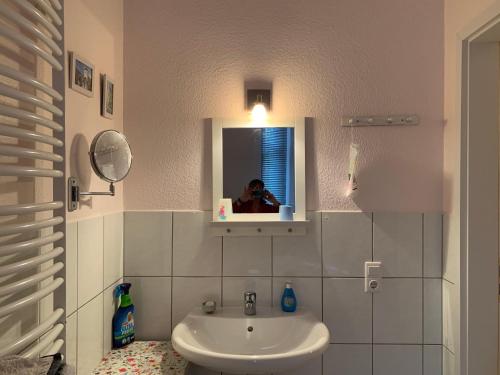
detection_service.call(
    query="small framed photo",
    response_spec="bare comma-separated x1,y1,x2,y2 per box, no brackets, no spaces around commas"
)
101,74,114,119
69,52,94,97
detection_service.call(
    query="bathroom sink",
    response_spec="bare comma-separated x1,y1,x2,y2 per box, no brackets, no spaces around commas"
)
171,307,330,374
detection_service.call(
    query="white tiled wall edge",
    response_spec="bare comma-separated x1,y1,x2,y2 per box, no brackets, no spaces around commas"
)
65,213,124,374
123,210,443,375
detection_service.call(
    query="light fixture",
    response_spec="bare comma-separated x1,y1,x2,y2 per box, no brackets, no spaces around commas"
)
246,87,271,123
251,101,268,123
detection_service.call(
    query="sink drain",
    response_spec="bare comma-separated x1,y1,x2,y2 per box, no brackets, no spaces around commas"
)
247,326,253,332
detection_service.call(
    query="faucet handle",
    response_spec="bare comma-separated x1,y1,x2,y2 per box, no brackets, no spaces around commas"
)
244,291,256,303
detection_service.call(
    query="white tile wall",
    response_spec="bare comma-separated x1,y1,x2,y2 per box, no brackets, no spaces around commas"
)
104,213,124,287
124,211,172,276
77,294,104,375
173,212,222,276
223,237,272,276
373,278,422,343
65,213,124,374
424,214,442,278
172,277,221,327
442,279,458,354
124,276,172,340
322,212,372,277
373,213,422,277
66,222,78,317
424,279,442,344
65,312,77,370
323,344,372,375
424,345,442,375
273,212,322,277
323,278,372,343
77,217,103,307
373,345,422,375
122,210,443,375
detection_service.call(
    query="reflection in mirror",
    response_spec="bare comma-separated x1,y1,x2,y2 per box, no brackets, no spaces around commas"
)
90,130,132,183
223,128,294,214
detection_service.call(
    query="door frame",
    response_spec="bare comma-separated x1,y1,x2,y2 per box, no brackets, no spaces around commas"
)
458,5,500,374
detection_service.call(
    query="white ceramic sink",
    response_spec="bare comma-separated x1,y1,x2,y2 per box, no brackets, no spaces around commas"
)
172,307,330,374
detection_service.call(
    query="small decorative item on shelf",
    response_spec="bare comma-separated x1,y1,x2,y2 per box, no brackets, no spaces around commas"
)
279,205,293,221
218,198,233,221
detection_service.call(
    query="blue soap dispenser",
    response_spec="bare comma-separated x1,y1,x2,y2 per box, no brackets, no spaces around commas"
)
281,281,297,312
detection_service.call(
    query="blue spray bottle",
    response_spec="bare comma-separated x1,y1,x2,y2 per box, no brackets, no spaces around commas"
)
112,283,135,348
280,281,297,312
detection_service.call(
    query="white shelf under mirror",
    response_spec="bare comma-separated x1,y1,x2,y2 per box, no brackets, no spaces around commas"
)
210,220,309,237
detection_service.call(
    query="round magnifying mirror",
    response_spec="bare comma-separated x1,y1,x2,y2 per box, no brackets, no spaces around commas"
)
89,130,132,183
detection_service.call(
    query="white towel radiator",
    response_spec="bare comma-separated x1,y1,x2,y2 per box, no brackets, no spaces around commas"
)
0,0,65,358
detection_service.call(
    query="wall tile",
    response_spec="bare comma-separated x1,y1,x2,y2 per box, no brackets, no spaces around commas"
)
77,217,103,308
424,279,442,344
124,211,172,276
173,212,222,276
272,277,322,319
373,278,422,343
424,213,442,277
104,212,124,287
443,346,456,375
222,277,271,307
323,278,372,343
322,212,372,277
124,276,172,340
373,345,422,375
279,356,322,375
323,344,372,375
443,279,458,353
373,213,422,277
77,294,104,374
273,212,322,277
223,236,271,276
172,277,221,327
66,222,78,316
65,312,77,370
103,279,122,355
424,345,442,375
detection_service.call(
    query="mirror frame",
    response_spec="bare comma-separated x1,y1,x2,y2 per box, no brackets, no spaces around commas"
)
212,117,306,222
89,129,133,183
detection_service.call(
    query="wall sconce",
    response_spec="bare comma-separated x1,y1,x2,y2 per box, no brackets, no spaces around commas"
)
246,88,271,123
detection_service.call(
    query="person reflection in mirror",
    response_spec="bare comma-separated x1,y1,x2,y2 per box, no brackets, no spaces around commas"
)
233,179,281,213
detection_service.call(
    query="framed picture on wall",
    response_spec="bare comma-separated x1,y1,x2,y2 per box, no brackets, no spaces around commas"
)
101,74,114,119
69,52,94,97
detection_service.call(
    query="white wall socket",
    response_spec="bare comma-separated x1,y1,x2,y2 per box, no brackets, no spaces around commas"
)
364,261,382,292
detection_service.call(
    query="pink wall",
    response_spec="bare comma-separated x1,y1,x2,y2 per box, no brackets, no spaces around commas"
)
123,0,443,212
65,0,124,221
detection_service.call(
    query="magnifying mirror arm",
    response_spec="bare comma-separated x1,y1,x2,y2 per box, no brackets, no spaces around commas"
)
79,182,115,197
68,177,115,212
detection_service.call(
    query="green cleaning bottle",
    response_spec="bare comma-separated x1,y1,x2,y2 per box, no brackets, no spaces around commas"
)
112,283,135,348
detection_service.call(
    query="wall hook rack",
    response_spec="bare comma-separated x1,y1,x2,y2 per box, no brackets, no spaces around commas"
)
68,177,115,212
341,114,419,127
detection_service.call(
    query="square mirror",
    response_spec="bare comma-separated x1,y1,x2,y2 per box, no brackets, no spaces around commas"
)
212,118,305,222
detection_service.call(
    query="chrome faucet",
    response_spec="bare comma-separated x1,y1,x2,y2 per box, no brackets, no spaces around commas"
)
244,291,256,315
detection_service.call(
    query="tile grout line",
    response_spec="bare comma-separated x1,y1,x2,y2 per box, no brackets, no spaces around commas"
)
371,212,374,375
421,213,425,374
170,212,174,335
221,235,224,307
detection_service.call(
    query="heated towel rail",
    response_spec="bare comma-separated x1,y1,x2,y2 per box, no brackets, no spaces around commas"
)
0,0,65,358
